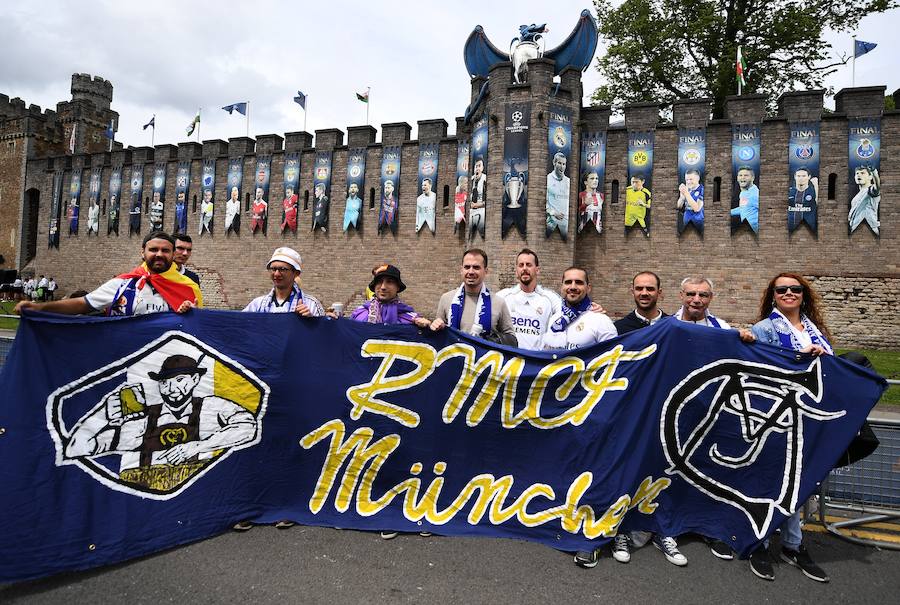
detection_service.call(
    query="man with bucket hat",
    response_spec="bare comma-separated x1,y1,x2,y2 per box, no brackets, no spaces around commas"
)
349,264,432,328
243,247,324,316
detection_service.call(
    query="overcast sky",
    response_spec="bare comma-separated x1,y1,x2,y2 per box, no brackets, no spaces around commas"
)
2,0,897,148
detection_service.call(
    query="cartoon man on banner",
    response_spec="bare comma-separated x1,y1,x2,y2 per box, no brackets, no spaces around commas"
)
250,187,268,234
578,171,603,233
282,186,298,233
731,166,759,233
343,183,362,232
849,165,880,235
199,190,214,235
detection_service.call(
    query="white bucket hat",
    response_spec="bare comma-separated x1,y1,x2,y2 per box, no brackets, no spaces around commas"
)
267,247,302,271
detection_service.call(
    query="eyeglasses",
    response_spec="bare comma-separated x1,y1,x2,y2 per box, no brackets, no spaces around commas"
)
682,291,711,299
774,285,803,295
269,266,294,274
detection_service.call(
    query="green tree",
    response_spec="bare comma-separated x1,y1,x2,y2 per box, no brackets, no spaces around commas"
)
591,0,897,117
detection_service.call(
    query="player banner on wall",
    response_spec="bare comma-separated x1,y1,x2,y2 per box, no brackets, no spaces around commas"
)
250,156,271,235
108,165,122,236
501,103,530,238
199,159,215,236
848,117,881,236
225,158,243,235
67,169,82,236
174,161,191,235
87,166,102,236
578,131,606,235
129,164,143,236
48,170,63,248
787,122,820,234
312,152,332,233
676,128,706,235
469,114,489,238
625,131,653,237
343,149,366,232
282,153,300,234
0,313,885,582
546,105,572,240
454,140,470,232
416,143,439,234
730,124,761,235
149,163,166,232
378,146,401,235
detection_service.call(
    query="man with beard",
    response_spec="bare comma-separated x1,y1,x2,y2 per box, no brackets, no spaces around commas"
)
497,249,562,351
541,267,615,351
730,166,759,233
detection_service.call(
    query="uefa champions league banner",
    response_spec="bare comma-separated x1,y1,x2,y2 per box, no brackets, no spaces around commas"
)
676,128,706,236
343,149,366,232
108,165,122,236
88,166,102,236
730,124,761,235
251,156,271,235
48,170,63,248
416,143,439,234
501,103,530,238
847,117,881,236
129,164,144,236
150,163,167,232
312,152,332,233
454,140,470,232
174,161,191,235
625,131,653,237
0,313,885,583
469,114,489,238
578,131,605,235
378,146,401,235
199,159,215,236
546,105,572,240
225,158,243,235
67,169,82,236
282,152,301,234
787,122,820,234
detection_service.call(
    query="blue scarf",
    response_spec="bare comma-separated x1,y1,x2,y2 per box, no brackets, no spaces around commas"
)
449,284,492,336
768,308,833,354
550,296,592,333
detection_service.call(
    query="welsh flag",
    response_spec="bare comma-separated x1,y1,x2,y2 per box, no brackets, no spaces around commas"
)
356,89,369,103
186,112,200,136
736,46,747,87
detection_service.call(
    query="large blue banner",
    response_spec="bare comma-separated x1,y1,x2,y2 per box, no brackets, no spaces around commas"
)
730,124,761,235
625,131,653,237
282,152,300,234
454,140,469,232
343,149,366,233
174,161,190,235
129,164,143,236
469,114,488,238
578,131,605,235
848,117,881,236
787,122,820,234
416,143,439,234
150,163,167,232
251,156,271,235
676,128,705,235
199,159,215,236
546,105,573,240
48,170,63,248
67,169,82,236
108,165,122,236
225,158,243,235
378,146,401,235
87,166,102,236
312,152,332,233
501,103,529,238
0,314,884,582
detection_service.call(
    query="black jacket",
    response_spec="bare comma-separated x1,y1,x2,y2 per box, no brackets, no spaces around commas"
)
614,310,668,335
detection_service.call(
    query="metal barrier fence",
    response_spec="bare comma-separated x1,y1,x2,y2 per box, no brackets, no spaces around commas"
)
0,334,12,368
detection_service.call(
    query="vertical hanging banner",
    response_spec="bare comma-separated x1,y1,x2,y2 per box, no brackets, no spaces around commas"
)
250,156,271,235
225,158,243,235
48,170,63,249
730,124,761,235
378,146,401,234
848,117,881,236
311,152,332,233
199,159,215,236
787,122,820,234
625,131,654,237
501,103,530,238
87,166,102,236
578,131,606,235
546,105,572,240
342,149,366,232
108,165,122,236
469,114,488,238
454,140,470,233
676,128,706,235
281,153,300,234
129,164,143,236
416,143,439,234
174,161,191,234
149,163,166,232
67,169,82,236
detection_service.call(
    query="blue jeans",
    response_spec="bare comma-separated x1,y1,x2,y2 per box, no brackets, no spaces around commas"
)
764,511,802,551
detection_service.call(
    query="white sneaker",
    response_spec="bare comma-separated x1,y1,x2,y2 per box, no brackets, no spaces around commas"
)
612,534,631,563
653,535,687,566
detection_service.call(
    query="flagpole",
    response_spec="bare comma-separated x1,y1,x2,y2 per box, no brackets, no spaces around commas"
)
852,35,857,87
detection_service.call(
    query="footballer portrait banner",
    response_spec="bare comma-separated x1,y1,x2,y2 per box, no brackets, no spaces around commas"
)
87,166,102,236
48,170,63,248
149,163,167,232
250,156,271,235
578,131,606,235
343,148,366,232
676,128,706,235
67,168,82,236
625,131,654,237
454,140,470,232
787,122,820,234
225,158,243,235
282,153,300,234
546,105,572,240
378,146,401,235
174,161,191,235
501,103,530,238
199,159,215,236
730,124,761,235
108,165,122,236
469,114,489,238
311,152,332,233
416,143,439,234
0,312,885,582
129,164,144,236
848,117,881,236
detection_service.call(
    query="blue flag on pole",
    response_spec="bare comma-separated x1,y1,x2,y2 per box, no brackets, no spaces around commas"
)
222,102,248,116
293,90,307,109
854,39,877,58
103,120,115,139
142,116,155,130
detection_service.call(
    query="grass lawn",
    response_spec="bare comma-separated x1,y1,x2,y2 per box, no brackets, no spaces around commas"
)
0,301,19,330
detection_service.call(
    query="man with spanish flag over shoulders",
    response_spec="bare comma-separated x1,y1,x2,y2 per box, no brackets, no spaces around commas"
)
15,231,202,317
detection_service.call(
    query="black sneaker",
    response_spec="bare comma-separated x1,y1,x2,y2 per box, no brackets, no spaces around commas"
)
574,549,599,569
781,546,829,583
708,539,734,560
749,547,775,581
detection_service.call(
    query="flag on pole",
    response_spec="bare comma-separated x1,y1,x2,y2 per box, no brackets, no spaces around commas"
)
356,89,369,103
186,112,200,136
293,91,307,110
736,46,747,88
854,39,877,58
103,120,114,139
142,116,155,130
222,102,248,116
68,125,76,154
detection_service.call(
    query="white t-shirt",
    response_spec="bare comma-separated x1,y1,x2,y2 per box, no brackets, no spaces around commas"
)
86,276,170,316
497,285,563,350
542,310,617,351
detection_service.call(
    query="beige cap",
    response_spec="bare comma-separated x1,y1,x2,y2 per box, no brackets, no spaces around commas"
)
267,247,302,271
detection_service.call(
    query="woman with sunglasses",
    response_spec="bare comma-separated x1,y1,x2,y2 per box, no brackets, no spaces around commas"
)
746,272,830,583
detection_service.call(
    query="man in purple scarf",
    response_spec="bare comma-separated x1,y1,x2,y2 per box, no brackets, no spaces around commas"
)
349,264,433,328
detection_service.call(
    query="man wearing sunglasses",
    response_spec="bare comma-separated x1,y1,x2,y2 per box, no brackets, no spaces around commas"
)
242,247,324,317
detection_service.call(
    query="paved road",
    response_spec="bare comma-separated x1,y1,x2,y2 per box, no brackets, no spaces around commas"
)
2,524,898,604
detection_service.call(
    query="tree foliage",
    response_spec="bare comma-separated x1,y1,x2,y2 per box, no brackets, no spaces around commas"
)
590,0,897,117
